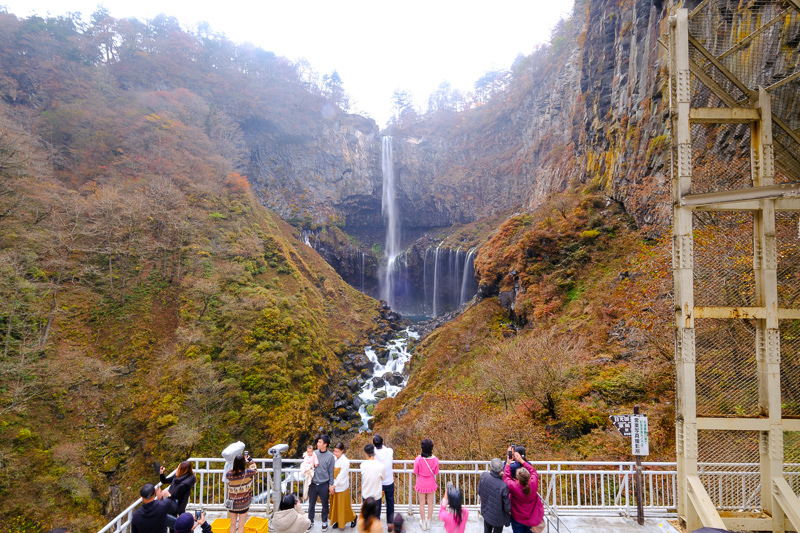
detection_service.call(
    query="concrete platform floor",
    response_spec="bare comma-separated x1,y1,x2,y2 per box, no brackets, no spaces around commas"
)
205,512,681,533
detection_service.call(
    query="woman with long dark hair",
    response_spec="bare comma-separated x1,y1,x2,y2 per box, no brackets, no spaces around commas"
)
159,461,197,516
356,497,382,533
413,438,439,531
271,493,311,533
503,447,544,533
329,442,357,530
439,487,468,533
225,453,258,533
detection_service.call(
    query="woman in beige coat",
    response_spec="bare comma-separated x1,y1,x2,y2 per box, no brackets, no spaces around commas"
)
271,494,311,533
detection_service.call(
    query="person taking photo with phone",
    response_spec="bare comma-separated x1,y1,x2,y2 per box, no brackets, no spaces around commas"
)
503,447,544,533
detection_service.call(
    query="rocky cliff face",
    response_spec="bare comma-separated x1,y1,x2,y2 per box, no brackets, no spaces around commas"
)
243,0,673,247
246,0,799,301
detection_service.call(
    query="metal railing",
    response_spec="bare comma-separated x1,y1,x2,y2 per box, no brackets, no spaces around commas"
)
100,459,800,532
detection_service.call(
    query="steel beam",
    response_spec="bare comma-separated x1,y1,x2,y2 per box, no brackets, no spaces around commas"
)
690,198,800,211
679,183,800,207
689,107,760,123
773,477,800,532
686,475,727,529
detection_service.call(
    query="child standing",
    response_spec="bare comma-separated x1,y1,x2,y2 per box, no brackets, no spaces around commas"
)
300,444,319,501
413,438,439,531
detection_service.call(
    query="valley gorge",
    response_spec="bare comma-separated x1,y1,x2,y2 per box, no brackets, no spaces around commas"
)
1,0,799,531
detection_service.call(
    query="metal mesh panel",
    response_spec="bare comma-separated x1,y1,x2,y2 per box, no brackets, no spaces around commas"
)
688,42,749,103
698,430,761,510
781,320,800,416
693,212,755,306
690,123,752,194
786,431,800,491
776,212,800,308
773,118,800,183
696,318,758,416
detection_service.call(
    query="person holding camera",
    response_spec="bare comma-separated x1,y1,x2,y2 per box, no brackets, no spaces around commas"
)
225,452,258,533
160,461,197,517
503,447,544,533
438,487,468,533
132,484,172,533
478,458,511,533
174,511,211,533
272,494,312,533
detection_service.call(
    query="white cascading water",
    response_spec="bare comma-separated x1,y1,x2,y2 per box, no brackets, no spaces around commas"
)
357,328,420,430
380,137,400,307
432,243,442,316
459,247,477,306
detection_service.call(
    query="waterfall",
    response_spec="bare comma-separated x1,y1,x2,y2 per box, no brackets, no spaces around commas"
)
380,137,400,307
423,248,430,315
361,251,365,293
432,243,442,316
459,248,477,306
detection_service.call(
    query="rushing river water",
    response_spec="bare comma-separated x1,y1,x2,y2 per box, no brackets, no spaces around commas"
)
357,327,419,431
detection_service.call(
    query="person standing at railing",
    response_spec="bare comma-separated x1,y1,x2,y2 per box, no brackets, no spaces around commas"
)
360,444,386,519
438,487,468,533
372,434,395,531
503,449,544,533
226,452,258,533
329,442,358,530
159,461,197,517
413,438,439,531
478,458,511,533
307,434,336,532
131,484,172,533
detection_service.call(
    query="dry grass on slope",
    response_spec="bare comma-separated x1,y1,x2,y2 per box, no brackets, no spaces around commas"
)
368,187,675,463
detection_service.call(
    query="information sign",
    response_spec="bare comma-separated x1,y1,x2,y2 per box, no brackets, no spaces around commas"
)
609,414,632,437
631,414,649,456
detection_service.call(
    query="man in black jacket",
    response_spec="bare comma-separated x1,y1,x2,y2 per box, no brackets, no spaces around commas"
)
478,458,511,533
131,484,171,533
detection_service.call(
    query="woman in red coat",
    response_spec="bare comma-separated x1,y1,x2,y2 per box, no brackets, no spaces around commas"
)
502,448,545,533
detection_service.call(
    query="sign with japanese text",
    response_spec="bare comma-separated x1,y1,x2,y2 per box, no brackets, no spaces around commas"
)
610,414,632,437
631,414,649,456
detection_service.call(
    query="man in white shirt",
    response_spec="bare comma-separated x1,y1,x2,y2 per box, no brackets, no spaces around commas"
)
372,434,395,531
361,444,386,517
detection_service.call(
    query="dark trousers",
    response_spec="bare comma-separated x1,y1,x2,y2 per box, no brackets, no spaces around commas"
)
510,517,532,533
484,523,504,533
382,482,395,525
308,481,331,523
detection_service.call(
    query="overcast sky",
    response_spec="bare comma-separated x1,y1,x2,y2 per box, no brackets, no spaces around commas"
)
1,0,575,126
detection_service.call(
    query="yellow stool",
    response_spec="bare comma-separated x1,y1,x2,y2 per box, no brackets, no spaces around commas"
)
244,516,269,533
211,518,231,533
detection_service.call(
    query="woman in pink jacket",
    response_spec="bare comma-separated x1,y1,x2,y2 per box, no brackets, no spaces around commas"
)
413,438,439,531
438,487,469,533
503,448,544,533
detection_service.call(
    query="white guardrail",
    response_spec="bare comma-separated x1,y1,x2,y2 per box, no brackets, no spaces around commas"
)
98,459,800,533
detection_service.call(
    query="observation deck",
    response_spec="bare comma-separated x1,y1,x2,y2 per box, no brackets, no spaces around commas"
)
98,457,800,532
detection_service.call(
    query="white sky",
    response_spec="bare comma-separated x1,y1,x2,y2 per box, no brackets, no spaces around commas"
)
1,0,575,126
